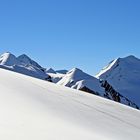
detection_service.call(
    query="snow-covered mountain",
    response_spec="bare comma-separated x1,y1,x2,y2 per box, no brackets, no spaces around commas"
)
0,52,19,66
17,54,42,68
57,68,94,87
96,55,140,106
0,52,139,109
0,68,140,140
0,52,50,80
57,68,139,109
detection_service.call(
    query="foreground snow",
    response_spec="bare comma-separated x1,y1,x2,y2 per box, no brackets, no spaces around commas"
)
0,68,140,140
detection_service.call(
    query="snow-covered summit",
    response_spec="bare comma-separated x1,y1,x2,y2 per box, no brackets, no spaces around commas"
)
124,55,139,61
17,54,42,68
96,55,140,78
57,68,93,87
96,55,140,106
0,52,19,66
0,52,50,80
0,52,42,68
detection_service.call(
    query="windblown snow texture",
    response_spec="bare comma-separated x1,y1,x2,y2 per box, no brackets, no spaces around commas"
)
0,68,140,140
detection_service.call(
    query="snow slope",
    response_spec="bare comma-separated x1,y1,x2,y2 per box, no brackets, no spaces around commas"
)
96,55,140,106
0,68,140,140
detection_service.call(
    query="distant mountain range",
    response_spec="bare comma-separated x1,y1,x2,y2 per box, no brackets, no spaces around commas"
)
0,52,139,109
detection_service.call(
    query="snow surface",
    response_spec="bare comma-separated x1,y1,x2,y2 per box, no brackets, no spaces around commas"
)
96,55,140,106
0,68,140,140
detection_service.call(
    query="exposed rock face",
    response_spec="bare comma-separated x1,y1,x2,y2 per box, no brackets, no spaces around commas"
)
45,75,53,82
100,80,139,109
79,86,99,95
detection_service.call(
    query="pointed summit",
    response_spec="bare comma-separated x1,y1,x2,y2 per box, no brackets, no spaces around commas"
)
17,54,42,68
124,55,138,59
0,52,49,80
57,68,93,87
0,52,18,66
120,55,140,64
96,55,140,106
67,68,83,74
96,55,140,78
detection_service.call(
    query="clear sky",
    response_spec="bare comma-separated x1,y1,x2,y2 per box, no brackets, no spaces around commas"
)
0,0,140,75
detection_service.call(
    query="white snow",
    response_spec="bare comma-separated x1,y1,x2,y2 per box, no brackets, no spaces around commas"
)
96,58,118,78
48,73,65,83
0,68,140,140
0,52,49,80
96,55,140,106
17,54,42,68
0,52,140,109
0,52,19,66
57,68,94,86
72,79,105,96
57,67,138,109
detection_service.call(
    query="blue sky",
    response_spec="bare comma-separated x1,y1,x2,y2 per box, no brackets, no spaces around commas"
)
0,0,140,75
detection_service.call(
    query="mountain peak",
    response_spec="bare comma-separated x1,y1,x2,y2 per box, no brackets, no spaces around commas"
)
1,52,15,57
121,55,140,62
96,55,140,106
67,68,82,74
124,55,137,59
18,54,32,62
18,54,30,59
0,52,18,66
57,68,94,87
96,55,140,78
17,54,42,68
